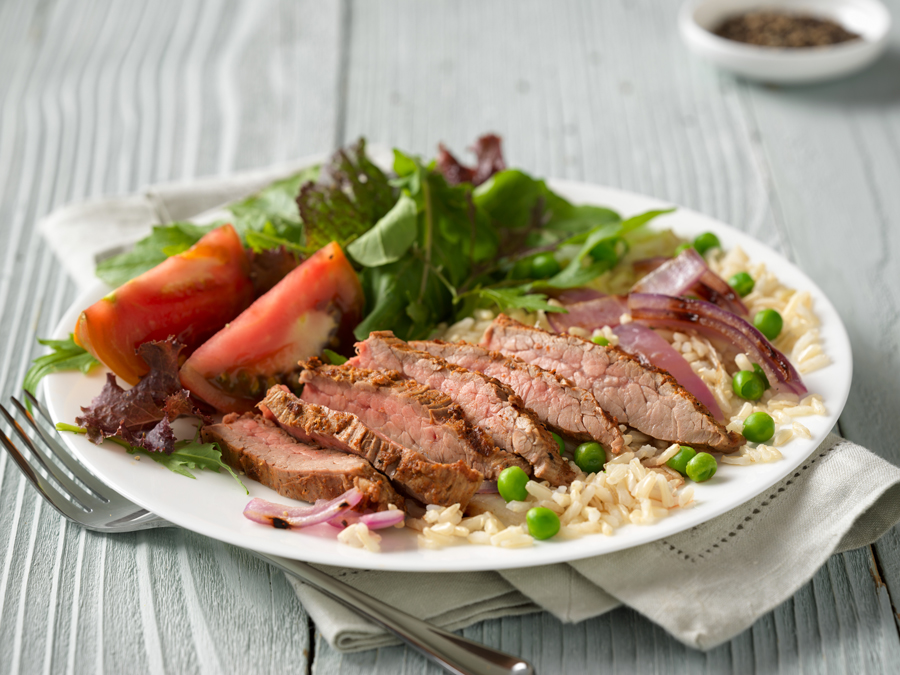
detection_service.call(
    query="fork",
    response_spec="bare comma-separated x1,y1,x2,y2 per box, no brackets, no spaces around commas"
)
0,391,535,675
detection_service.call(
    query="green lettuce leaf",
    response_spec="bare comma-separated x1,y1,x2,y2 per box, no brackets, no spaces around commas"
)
297,139,395,253
227,166,319,241
24,335,100,399
346,192,418,267
95,222,216,287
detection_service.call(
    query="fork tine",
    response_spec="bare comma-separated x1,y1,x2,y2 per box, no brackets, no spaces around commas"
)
0,429,91,523
0,403,98,510
10,396,115,503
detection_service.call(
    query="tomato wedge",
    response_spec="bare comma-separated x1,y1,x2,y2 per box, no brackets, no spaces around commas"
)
75,224,254,385
179,242,364,413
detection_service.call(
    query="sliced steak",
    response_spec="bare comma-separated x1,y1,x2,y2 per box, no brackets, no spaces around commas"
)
411,339,625,454
260,387,483,507
482,315,743,452
201,413,404,511
297,360,529,480
354,332,575,486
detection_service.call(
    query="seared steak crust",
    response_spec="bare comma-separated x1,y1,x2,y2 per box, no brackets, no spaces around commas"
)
201,413,404,511
482,315,743,452
260,387,483,507
411,339,625,454
355,332,575,486
297,359,529,480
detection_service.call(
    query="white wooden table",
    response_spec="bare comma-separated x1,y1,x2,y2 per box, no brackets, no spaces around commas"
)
2,1,899,672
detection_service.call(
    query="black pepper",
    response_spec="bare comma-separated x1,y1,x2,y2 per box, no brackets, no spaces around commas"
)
714,11,860,48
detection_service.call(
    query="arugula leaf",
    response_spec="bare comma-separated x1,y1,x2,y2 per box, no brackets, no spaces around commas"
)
228,166,319,241
346,193,418,266
24,335,100,399
544,208,676,289
323,349,348,365
95,222,216,287
56,423,247,492
462,286,567,315
297,139,395,253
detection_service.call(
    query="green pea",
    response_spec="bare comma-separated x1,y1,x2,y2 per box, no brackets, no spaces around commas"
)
509,257,534,280
693,232,721,256
674,242,693,256
526,507,561,540
752,363,771,391
574,442,606,474
589,237,628,266
551,432,565,455
743,412,775,443
591,335,610,346
753,309,783,341
497,466,529,502
530,253,561,279
728,272,754,297
732,370,765,401
686,452,717,482
665,445,697,476
589,240,618,265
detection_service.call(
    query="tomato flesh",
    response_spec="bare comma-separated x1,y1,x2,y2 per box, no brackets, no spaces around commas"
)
75,224,254,385
179,242,364,413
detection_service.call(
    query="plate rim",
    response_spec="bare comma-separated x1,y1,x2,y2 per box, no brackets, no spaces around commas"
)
42,177,853,572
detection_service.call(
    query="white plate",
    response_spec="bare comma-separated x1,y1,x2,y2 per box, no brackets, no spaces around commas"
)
43,180,852,572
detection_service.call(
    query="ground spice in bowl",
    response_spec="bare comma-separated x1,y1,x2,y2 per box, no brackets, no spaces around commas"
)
714,11,861,47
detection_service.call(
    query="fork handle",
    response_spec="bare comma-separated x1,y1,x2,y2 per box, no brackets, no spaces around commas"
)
253,552,535,675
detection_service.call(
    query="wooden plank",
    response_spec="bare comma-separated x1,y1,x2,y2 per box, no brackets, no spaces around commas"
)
0,0,344,672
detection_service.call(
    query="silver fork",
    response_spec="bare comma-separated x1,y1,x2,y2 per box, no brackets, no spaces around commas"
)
0,391,535,675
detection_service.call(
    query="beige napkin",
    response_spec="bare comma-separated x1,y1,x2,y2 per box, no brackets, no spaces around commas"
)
38,164,900,652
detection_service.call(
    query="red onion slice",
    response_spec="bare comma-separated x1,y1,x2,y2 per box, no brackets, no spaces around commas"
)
632,248,707,297
359,510,406,529
243,487,364,529
326,509,406,530
628,293,806,395
549,288,608,304
612,323,724,420
547,295,629,333
632,249,747,316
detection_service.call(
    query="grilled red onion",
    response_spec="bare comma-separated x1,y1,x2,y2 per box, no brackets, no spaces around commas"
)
243,488,364,529
547,295,629,333
550,288,608,304
632,249,747,316
327,509,406,530
628,293,806,395
612,323,724,420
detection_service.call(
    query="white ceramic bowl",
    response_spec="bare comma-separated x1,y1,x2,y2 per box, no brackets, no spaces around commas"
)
679,0,892,83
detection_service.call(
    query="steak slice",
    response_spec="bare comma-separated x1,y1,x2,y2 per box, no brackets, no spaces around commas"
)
201,413,404,511
297,359,529,480
354,332,575,486
482,315,743,452
411,339,625,454
260,387,483,507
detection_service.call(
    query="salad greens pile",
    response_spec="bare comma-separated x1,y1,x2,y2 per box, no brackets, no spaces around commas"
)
28,135,675,489
93,137,672,340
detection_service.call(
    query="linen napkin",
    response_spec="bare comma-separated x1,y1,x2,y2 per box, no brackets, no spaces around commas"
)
39,163,900,653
